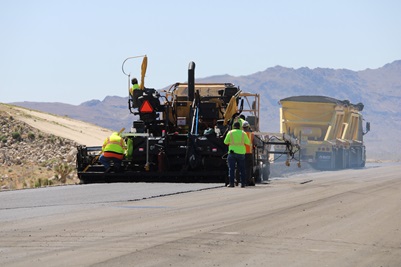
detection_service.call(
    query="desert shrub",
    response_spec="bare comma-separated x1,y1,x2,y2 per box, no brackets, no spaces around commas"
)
12,132,21,141
34,178,42,188
54,162,74,183
28,132,35,141
32,178,53,188
35,178,52,187
49,135,57,144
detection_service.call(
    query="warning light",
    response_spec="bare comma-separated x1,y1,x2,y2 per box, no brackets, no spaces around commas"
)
140,100,154,113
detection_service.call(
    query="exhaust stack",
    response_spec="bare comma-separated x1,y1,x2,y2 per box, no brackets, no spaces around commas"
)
188,61,195,102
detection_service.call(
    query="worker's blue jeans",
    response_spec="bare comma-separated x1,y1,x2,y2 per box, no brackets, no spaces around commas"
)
99,154,122,170
227,153,246,186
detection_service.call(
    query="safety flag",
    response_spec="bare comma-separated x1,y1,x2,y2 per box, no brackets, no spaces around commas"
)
223,96,238,125
140,56,147,90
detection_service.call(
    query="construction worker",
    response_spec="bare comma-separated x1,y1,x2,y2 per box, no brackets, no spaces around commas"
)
130,78,141,108
232,113,246,129
99,132,127,173
224,121,250,188
243,121,254,185
129,78,140,97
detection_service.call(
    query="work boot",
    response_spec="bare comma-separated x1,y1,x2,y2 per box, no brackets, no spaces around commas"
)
227,184,234,188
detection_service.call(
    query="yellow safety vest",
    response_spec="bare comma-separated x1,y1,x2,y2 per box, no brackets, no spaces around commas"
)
224,129,250,154
102,133,125,154
233,117,246,129
130,84,140,96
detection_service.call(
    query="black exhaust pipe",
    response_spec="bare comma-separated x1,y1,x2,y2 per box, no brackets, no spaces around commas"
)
188,61,195,102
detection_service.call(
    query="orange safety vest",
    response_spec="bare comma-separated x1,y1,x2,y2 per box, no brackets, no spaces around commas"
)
244,131,254,154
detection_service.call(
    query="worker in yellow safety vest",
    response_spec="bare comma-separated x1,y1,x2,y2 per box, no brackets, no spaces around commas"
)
99,132,127,173
232,114,246,130
130,78,141,108
224,121,250,187
129,78,140,97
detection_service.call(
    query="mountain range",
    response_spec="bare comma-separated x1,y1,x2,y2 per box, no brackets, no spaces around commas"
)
11,60,401,161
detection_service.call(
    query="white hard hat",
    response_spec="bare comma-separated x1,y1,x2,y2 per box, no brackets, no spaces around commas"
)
242,121,250,128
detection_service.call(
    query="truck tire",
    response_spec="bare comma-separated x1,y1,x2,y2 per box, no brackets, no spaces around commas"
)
253,168,261,184
248,177,255,186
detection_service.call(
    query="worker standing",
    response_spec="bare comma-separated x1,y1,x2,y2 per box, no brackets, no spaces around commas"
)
232,114,246,129
99,132,127,173
224,121,250,187
243,121,254,185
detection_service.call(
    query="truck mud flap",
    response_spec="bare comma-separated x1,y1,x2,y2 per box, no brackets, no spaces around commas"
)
314,151,333,170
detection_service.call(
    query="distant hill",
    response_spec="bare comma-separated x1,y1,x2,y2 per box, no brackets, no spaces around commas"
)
11,60,401,161
12,96,133,132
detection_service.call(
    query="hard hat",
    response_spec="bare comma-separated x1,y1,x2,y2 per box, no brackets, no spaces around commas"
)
242,121,250,128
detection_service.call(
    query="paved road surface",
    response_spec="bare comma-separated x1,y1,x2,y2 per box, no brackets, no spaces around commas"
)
0,163,400,267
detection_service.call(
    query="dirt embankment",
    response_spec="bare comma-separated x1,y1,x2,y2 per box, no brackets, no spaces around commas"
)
0,104,112,190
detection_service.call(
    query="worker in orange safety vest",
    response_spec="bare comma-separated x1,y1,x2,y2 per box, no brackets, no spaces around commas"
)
243,121,255,185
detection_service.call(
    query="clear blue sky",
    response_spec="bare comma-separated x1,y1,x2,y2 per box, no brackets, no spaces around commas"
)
1,0,400,105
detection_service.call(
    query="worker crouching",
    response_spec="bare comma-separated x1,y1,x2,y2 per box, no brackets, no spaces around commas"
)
224,122,250,187
99,132,127,173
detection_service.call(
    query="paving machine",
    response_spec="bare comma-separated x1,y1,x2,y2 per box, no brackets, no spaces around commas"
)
76,60,300,184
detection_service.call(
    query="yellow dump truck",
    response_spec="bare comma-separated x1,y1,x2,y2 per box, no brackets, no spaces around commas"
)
279,96,370,170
